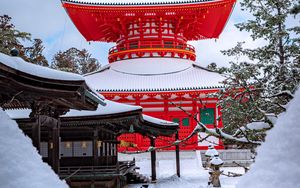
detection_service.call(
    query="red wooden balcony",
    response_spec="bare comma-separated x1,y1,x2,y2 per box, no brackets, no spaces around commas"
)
108,41,196,63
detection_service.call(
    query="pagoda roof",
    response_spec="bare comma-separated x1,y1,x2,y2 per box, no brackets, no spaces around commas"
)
62,0,236,42
84,58,225,92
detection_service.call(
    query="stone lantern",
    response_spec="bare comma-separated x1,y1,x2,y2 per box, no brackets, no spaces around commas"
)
208,156,224,187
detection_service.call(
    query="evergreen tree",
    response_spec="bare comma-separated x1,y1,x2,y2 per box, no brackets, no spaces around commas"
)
218,0,300,146
206,62,228,73
24,39,49,66
0,15,31,56
291,1,300,14
51,47,101,74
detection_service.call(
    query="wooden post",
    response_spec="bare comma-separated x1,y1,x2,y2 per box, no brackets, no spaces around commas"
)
48,117,60,174
53,118,60,174
175,132,181,177
93,129,98,166
32,115,41,152
150,137,157,182
116,161,120,174
48,126,53,168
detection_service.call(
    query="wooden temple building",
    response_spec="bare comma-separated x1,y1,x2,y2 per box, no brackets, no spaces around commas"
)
0,52,179,188
61,0,237,150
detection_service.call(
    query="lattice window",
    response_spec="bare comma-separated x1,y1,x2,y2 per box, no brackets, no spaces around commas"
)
73,141,92,157
60,142,73,157
40,142,48,158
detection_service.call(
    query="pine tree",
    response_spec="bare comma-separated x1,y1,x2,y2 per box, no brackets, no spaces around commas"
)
24,39,49,67
51,47,101,74
218,0,300,146
206,62,228,73
291,1,300,14
0,15,31,56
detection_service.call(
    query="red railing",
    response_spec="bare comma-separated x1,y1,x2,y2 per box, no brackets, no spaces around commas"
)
109,41,195,55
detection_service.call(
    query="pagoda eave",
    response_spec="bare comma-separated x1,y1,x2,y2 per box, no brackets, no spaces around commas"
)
62,0,236,42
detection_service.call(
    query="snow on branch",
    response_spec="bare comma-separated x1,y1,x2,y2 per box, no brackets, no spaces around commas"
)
195,121,262,145
169,100,262,145
265,90,294,99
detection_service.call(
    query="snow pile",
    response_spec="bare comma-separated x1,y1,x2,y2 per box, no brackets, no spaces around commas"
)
0,109,69,188
245,122,270,130
123,151,242,188
236,88,300,188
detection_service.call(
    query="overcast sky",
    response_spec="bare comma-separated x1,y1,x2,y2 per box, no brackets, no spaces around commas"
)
0,0,291,67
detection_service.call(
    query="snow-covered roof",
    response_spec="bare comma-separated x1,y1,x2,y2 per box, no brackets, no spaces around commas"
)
205,148,219,157
142,114,178,126
5,100,141,119
5,103,178,131
210,156,223,165
63,100,141,117
85,58,225,92
63,0,216,6
0,53,83,81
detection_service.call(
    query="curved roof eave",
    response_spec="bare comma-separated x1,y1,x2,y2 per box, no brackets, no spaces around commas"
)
62,0,217,7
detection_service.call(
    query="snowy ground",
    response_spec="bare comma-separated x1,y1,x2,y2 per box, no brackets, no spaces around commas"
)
120,151,244,188
0,109,68,188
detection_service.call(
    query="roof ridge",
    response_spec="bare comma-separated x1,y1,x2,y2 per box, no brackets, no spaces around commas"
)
83,64,111,77
192,63,221,74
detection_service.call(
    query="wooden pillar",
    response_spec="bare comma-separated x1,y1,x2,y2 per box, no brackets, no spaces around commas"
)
48,117,60,174
135,96,142,148
192,95,198,144
175,132,181,177
32,115,41,152
93,129,98,166
150,137,157,182
53,118,60,174
116,161,120,174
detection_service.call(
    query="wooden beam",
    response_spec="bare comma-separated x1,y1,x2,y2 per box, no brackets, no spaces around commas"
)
175,132,180,177
150,137,157,182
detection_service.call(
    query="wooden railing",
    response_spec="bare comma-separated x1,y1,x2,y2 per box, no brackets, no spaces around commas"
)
109,41,195,55
60,161,136,178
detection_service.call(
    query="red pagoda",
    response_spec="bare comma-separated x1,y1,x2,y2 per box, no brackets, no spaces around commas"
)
62,0,236,150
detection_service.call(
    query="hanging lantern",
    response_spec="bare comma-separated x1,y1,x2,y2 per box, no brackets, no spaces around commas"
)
65,142,71,149
97,140,102,148
81,141,87,148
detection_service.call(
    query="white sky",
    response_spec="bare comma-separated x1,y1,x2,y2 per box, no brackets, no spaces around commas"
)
0,0,294,67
